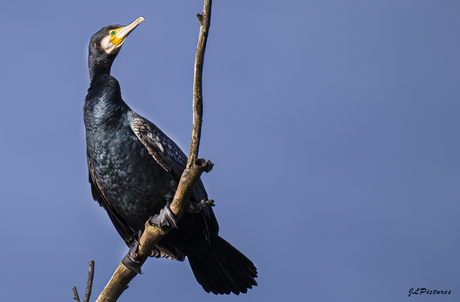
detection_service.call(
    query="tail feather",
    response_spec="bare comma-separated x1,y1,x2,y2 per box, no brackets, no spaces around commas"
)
187,236,258,295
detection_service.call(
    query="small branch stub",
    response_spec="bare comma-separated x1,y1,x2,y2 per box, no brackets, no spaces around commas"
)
188,199,214,214
72,287,80,302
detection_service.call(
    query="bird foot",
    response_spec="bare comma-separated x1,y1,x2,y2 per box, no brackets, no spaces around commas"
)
149,203,178,231
121,241,143,274
188,199,215,214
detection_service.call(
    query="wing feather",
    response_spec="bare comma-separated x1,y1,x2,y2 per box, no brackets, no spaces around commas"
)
87,154,137,246
129,111,219,237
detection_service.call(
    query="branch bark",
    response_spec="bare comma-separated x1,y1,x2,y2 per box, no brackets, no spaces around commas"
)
91,1,213,301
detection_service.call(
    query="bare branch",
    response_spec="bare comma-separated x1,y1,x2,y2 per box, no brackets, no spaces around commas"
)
187,0,212,168
95,264,136,302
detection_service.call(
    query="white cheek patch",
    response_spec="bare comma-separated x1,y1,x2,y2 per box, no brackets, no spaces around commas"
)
100,35,116,55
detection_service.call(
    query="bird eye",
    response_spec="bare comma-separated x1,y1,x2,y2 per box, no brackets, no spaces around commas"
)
110,30,116,36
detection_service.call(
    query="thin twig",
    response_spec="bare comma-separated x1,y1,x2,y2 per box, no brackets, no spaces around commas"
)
187,0,212,168
84,260,95,302
72,286,81,302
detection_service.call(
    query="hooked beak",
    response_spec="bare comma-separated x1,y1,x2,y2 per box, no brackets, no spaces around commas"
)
110,16,146,47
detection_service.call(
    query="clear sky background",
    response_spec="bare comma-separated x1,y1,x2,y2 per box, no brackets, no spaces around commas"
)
1,1,459,301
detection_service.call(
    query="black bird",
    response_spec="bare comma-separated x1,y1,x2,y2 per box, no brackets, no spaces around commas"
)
83,17,257,295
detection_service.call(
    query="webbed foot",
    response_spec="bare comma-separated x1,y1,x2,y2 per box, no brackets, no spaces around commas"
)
121,240,143,274
149,203,178,231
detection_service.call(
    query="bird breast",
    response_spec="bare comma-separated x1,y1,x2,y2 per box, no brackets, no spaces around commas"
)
87,116,177,231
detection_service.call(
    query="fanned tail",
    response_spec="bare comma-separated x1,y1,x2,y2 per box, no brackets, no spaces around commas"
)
187,236,258,295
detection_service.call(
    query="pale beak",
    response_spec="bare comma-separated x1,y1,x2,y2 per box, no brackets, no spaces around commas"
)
111,16,146,47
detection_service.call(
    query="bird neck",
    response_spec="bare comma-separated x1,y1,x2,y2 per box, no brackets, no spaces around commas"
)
88,50,114,82
84,74,127,127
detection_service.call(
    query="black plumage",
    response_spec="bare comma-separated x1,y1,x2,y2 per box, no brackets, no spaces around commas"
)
83,17,257,295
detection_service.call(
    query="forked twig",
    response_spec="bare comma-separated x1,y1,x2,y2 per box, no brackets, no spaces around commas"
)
72,260,94,302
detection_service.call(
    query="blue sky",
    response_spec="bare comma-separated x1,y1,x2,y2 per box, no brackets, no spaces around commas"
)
1,1,459,301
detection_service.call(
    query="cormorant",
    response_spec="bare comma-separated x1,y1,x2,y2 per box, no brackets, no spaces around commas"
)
83,17,257,295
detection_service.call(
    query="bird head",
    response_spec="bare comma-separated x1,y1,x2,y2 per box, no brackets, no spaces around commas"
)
98,16,145,55
88,17,145,80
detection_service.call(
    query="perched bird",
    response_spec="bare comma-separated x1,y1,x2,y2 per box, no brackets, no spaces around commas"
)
83,17,257,295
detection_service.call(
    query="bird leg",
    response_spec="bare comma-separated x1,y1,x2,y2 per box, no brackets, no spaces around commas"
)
148,201,178,231
188,199,215,214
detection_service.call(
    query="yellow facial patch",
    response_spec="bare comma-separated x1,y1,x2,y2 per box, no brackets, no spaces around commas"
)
104,17,145,52
109,28,125,46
